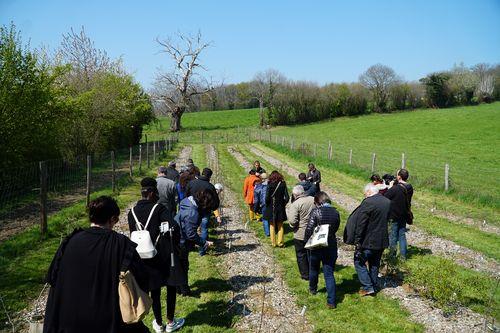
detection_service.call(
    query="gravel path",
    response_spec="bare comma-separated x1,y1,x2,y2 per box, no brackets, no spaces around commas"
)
230,144,496,333
213,145,312,333
248,144,499,277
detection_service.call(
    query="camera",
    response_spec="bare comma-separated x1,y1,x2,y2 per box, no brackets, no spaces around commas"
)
159,221,172,233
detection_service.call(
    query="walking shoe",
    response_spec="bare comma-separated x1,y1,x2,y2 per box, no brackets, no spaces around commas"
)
309,289,317,295
152,319,164,333
326,303,336,309
165,318,185,332
358,289,375,297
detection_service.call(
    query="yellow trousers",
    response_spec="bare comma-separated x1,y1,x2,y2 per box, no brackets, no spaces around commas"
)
270,221,284,247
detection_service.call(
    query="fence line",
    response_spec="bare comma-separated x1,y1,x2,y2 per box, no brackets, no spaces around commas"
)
0,136,178,238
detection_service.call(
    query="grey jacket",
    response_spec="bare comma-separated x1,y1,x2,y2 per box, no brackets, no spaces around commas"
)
156,176,177,218
286,195,316,240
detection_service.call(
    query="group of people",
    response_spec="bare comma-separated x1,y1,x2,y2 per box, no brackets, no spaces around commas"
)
43,159,222,333
243,160,413,308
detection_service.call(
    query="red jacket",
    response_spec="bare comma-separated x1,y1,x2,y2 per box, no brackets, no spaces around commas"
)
243,174,260,204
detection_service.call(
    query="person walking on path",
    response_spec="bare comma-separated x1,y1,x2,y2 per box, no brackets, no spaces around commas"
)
384,169,413,260
286,185,316,280
304,192,340,308
128,178,185,333
297,172,317,197
175,189,215,295
264,171,290,247
43,196,150,333
306,163,321,192
243,169,260,222
350,183,390,296
157,166,178,221
185,168,220,256
165,161,180,183
252,160,266,176
253,173,270,237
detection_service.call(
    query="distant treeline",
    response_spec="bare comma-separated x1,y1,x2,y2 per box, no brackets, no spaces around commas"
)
0,24,154,169
192,63,500,126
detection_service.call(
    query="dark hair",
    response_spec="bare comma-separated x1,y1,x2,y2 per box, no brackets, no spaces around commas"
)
88,196,120,225
254,160,260,165
179,172,193,189
141,177,157,197
314,191,331,205
158,166,168,175
190,166,200,177
187,158,194,164
382,174,396,185
202,168,213,179
194,189,217,211
398,169,409,181
268,170,284,183
249,169,256,175
370,174,382,183
298,172,307,181
308,163,315,169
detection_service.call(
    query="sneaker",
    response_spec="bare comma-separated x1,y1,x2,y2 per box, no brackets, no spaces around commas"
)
152,319,164,333
165,318,185,332
358,289,375,297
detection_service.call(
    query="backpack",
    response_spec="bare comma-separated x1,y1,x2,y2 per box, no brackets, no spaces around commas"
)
130,204,159,259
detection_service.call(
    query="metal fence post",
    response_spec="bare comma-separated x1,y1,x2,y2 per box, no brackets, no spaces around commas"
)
39,161,48,236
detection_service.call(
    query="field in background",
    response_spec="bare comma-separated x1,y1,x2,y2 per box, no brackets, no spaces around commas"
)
146,103,500,208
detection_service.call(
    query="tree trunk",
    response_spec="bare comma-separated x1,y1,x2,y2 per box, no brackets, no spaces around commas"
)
259,98,264,127
170,107,184,132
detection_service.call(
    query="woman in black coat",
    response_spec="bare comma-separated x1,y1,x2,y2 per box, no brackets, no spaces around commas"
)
264,171,289,247
128,178,186,333
44,196,149,333
304,192,340,309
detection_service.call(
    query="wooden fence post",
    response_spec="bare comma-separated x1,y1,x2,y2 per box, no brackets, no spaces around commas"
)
146,142,150,169
39,161,48,236
139,144,142,174
86,155,91,207
290,139,294,150
444,163,450,191
328,142,333,160
111,151,116,192
153,142,156,162
401,153,406,169
201,131,204,143
349,149,353,165
129,146,133,177
371,153,376,173
313,144,317,157
281,136,285,146
268,132,272,142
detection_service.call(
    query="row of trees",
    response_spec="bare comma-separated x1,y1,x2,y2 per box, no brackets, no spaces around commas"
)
0,24,154,169
187,63,500,126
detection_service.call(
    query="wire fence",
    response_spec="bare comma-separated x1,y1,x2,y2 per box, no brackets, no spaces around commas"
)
0,136,179,240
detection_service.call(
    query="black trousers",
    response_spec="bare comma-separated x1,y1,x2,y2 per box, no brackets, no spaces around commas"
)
178,244,191,294
151,286,177,323
294,238,309,280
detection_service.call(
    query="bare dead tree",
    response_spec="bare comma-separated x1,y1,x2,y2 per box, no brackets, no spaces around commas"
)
252,69,286,127
359,64,400,112
153,31,213,131
56,26,122,91
472,63,494,102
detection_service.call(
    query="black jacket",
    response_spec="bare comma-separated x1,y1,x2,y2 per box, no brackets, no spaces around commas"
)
128,199,187,288
304,205,340,248
384,182,413,222
185,176,220,212
297,181,317,197
44,228,149,333
263,181,290,223
352,194,390,250
165,166,180,183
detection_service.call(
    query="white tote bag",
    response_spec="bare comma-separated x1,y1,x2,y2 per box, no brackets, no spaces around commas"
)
305,224,329,249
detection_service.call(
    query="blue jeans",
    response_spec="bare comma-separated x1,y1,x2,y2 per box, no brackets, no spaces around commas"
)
199,215,210,256
260,207,270,236
389,221,407,259
308,246,337,306
354,248,383,292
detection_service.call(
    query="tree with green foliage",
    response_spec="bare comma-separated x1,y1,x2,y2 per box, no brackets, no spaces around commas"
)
420,72,452,108
359,64,400,113
0,23,67,169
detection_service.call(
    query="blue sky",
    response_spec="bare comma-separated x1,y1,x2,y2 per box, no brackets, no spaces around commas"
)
1,0,499,89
